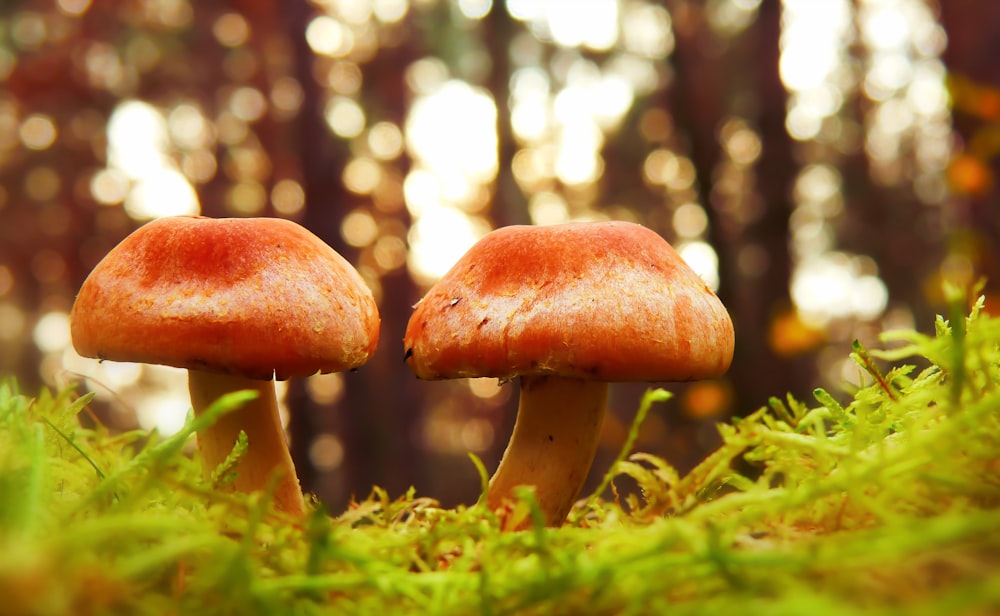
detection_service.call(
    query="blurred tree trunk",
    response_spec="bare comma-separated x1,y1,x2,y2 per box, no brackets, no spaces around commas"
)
486,5,530,229
939,1,1000,301
670,0,807,413
282,0,425,509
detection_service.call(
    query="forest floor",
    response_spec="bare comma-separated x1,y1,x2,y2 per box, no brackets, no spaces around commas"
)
0,291,998,615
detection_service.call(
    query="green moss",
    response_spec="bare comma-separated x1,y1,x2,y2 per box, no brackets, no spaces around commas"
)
1,293,998,615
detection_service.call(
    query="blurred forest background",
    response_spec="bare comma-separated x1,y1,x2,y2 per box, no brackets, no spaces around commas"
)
0,0,997,511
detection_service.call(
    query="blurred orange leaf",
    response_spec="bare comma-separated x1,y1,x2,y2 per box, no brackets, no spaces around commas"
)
768,309,826,357
947,154,994,197
681,380,732,420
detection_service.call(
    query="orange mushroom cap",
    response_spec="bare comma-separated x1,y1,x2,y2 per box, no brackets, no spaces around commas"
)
71,216,380,380
404,221,734,382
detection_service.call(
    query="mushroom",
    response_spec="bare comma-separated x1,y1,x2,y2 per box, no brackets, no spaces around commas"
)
71,216,380,515
403,221,734,529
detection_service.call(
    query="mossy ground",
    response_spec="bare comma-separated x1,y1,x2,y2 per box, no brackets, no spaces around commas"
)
1,291,998,615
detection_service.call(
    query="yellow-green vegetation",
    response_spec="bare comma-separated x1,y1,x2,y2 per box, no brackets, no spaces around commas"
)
1,293,998,615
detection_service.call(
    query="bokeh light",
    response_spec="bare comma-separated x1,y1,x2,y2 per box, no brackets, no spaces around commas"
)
105,100,201,219
404,77,497,281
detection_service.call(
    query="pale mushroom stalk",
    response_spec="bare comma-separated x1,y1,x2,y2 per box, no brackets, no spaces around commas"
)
486,375,608,529
187,371,302,516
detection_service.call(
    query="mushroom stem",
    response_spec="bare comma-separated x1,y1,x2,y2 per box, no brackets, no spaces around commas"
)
486,375,608,530
187,370,304,515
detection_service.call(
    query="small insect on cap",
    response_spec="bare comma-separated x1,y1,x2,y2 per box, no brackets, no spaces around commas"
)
71,215,380,381
403,220,734,383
